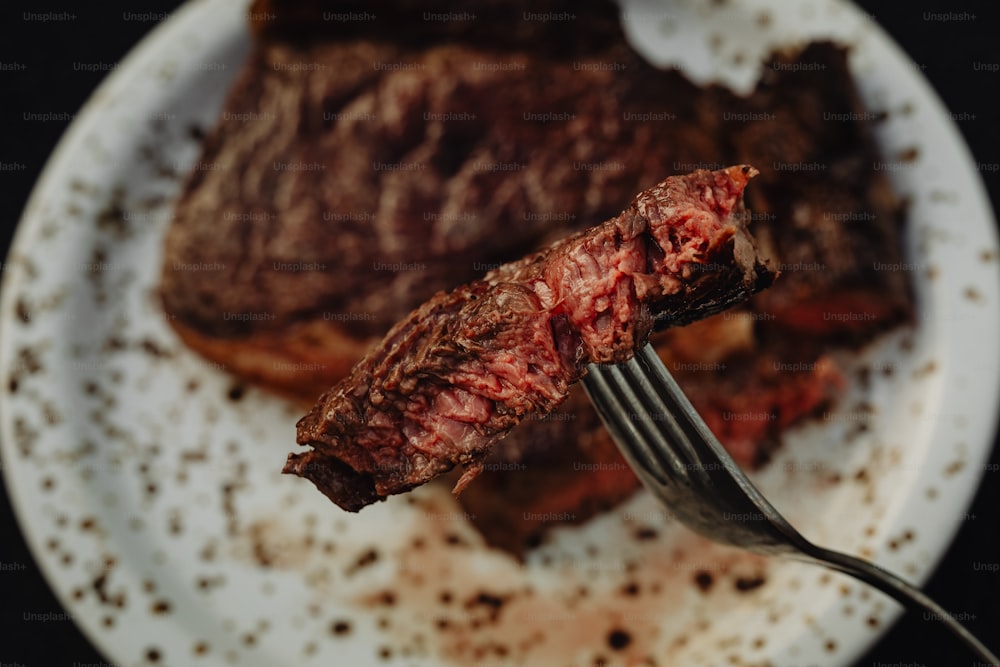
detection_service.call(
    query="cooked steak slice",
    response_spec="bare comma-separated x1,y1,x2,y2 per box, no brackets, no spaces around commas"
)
159,34,720,398
285,166,776,511
720,42,912,340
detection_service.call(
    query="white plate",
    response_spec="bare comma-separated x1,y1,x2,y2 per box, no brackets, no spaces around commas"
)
2,0,998,666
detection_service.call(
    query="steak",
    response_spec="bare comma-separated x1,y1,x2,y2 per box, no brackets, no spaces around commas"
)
285,166,776,511
158,4,724,399
457,42,916,555
723,42,912,341
159,0,914,552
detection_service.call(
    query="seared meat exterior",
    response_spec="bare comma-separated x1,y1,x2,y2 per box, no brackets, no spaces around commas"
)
461,43,912,554
159,0,913,551
158,4,725,399
724,42,912,341
285,167,775,511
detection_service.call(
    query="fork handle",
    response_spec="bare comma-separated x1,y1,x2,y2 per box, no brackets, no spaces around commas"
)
795,544,1000,663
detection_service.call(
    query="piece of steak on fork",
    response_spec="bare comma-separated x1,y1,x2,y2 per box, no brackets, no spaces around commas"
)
285,166,776,511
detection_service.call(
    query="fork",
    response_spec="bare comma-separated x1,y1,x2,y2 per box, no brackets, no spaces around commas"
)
582,343,999,663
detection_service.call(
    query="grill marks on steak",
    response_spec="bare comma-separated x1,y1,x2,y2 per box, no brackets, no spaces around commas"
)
286,167,775,511
160,35,722,352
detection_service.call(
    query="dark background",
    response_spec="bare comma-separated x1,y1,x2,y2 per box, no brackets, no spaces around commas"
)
1,2,998,665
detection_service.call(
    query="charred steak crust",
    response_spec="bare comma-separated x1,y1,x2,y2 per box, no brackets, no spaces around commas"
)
285,167,775,511
160,37,715,345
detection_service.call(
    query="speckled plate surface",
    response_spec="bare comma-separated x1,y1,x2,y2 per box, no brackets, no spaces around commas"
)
2,0,998,666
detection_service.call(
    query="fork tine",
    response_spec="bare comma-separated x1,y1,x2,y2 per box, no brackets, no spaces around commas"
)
584,362,688,486
583,364,678,488
630,344,785,508
620,351,702,469
632,345,724,467
585,344,808,553
582,343,1000,664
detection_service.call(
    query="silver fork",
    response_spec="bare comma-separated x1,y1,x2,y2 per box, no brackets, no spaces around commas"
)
582,343,999,663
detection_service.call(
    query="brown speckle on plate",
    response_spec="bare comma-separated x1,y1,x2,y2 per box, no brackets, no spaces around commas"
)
95,186,132,240
444,532,469,547
140,337,173,359
330,620,352,636
734,575,767,593
15,297,32,325
694,570,715,592
227,383,246,401
964,286,984,303
621,581,641,597
944,460,966,476
608,628,632,650
12,415,39,456
165,509,184,535
345,547,380,576
634,526,658,541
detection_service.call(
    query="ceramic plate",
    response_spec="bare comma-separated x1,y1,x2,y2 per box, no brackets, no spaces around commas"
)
2,0,998,665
